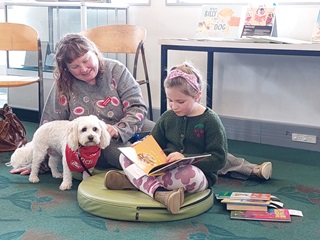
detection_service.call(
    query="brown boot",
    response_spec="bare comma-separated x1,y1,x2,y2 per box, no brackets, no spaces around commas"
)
178,187,185,205
104,170,137,190
154,187,184,214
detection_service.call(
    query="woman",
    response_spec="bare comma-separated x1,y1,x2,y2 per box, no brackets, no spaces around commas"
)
40,33,154,169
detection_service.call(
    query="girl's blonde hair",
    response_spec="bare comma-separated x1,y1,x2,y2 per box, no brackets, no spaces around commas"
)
164,62,203,98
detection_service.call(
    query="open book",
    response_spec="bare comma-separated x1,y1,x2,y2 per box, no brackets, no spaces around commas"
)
118,135,211,178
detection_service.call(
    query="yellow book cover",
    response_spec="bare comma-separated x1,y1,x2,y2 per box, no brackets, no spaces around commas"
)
118,135,211,177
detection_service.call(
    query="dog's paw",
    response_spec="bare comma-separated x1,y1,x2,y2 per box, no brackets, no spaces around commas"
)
52,172,63,179
59,181,72,191
29,175,40,183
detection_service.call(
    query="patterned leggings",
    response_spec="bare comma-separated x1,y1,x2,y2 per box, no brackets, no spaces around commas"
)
119,154,208,198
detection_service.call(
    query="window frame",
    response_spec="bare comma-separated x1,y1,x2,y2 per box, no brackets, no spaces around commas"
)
111,0,150,6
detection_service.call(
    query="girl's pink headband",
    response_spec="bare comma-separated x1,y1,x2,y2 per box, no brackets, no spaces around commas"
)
166,69,200,92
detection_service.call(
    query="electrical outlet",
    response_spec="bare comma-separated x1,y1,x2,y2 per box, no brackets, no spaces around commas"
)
292,133,317,144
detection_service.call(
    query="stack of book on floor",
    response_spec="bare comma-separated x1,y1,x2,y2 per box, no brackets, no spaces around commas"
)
216,191,292,222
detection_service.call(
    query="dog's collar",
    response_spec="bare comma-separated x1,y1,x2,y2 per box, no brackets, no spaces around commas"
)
76,145,101,156
65,145,101,174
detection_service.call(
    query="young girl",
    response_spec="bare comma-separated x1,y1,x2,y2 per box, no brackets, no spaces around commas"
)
104,62,228,214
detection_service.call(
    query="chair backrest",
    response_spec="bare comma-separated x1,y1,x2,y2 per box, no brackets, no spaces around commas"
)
81,24,146,54
0,23,39,51
81,24,153,120
0,22,44,121
0,22,43,72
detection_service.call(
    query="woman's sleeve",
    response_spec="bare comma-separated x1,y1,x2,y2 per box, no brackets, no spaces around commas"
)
40,83,70,125
112,62,148,143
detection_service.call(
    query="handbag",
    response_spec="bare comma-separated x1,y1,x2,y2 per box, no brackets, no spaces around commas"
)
0,103,27,152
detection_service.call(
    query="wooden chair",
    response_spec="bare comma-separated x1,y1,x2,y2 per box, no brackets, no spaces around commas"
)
81,24,153,120
0,22,44,121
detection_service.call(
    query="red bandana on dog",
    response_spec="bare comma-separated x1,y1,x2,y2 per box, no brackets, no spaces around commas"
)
65,144,101,172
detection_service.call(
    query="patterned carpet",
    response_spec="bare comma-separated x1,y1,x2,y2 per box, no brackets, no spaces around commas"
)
0,122,319,240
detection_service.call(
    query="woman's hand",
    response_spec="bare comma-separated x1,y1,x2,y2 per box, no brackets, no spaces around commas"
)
10,166,31,175
106,124,119,139
166,152,185,163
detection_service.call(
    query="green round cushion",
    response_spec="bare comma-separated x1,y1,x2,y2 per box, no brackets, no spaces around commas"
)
77,172,214,222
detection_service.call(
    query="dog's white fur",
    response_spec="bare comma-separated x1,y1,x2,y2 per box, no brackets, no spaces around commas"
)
9,115,111,190
9,142,34,170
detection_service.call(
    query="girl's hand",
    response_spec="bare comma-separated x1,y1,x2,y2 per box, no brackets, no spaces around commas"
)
166,152,185,163
106,124,119,138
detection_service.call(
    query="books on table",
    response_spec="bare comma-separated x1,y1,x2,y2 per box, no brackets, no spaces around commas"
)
246,36,312,44
195,5,244,40
240,3,276,38
118,135,211,178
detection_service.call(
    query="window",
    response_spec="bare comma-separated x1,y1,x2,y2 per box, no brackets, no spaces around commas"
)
111,0,150,5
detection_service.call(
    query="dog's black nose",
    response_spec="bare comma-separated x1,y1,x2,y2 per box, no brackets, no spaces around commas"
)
88,136,94,141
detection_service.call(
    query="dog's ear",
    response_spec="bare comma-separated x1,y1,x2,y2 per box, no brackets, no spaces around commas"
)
67,119,80,151
99,120,111,149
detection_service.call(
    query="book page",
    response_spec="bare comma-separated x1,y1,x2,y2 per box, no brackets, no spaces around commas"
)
119,135,211,176
126,163,146,179
118,135,166,176
149,154,211,176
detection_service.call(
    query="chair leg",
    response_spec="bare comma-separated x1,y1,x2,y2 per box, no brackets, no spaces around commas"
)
146,82,153,121
140,44,153,121
38,79,44,122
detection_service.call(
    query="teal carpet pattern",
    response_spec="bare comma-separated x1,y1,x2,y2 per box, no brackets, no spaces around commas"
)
0,122,319,240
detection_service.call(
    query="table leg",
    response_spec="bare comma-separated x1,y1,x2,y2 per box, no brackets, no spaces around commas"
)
160,45,168,114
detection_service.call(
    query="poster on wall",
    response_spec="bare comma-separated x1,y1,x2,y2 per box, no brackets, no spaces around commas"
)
195,5,244,39
240,4,276,38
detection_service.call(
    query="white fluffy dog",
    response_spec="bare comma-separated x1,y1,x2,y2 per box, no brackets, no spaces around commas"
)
8,115,111,190
7,142,61,176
